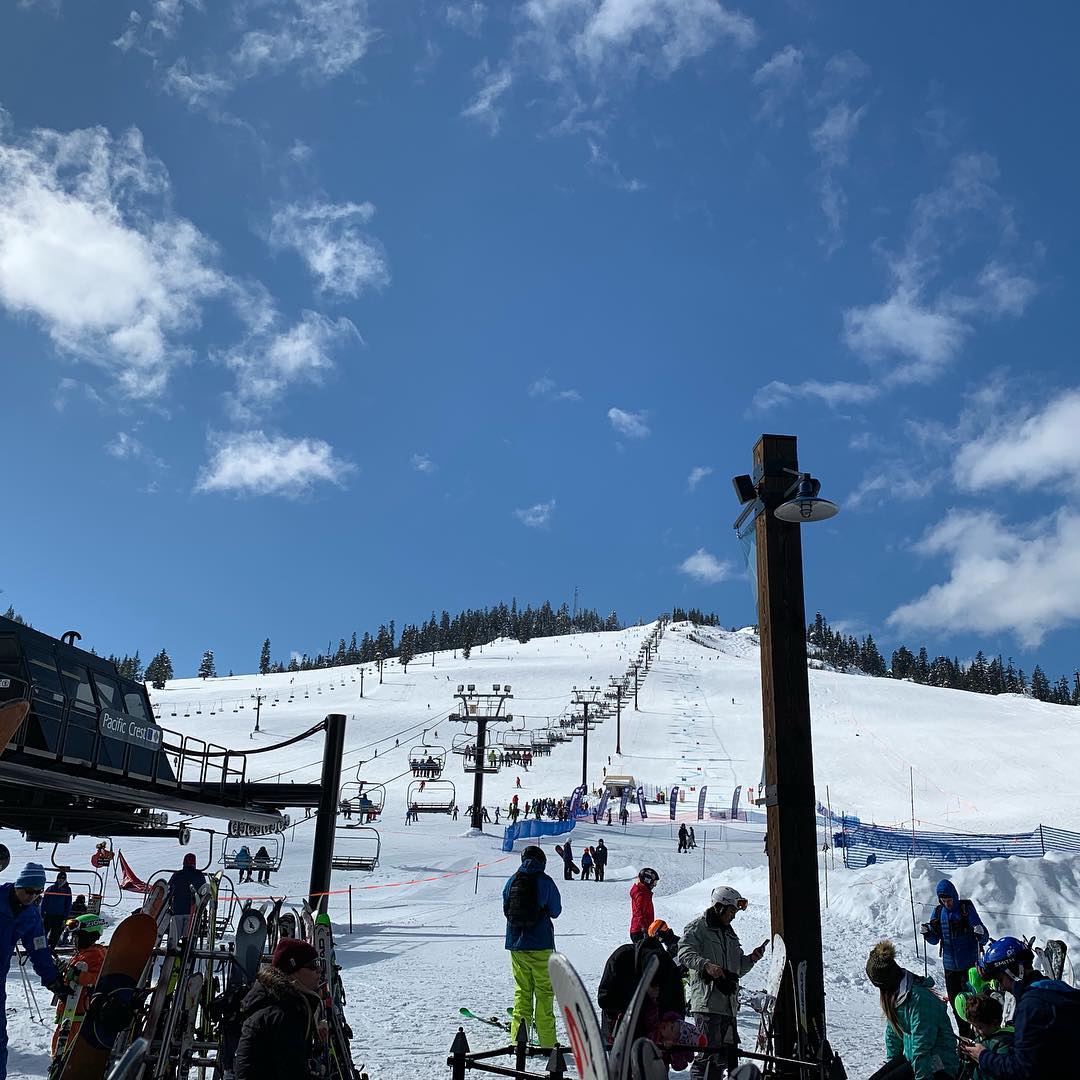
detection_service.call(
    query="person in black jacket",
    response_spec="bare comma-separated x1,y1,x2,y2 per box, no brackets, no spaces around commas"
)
597,926,686,1046
234,938,326,1080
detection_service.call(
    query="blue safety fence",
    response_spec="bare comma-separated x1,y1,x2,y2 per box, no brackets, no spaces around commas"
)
500,816,576,853
833,819,1080,869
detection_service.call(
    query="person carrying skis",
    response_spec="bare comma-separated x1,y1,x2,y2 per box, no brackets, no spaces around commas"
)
959,936,1080,1079
503,846,562,1048
1,863,68,1079
41,870,72,948
50,913,106,1057
593,839,608,882
922,878,989,1038
166,853,207,941
629,867,659,942
865,939,959,1080
678,885,766,1080
234,938,327,1080
677,823,689,854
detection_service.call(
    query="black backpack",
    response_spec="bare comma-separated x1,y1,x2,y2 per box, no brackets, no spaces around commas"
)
504,871,542,929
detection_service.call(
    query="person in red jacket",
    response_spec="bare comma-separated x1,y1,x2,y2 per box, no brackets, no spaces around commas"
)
629,867,660,942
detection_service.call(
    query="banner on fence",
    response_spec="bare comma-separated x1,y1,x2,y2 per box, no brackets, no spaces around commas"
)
636,785,647,820
568,784,586,818
669,786,680,821
730,785,742,820
619,788,630,821
697,786,708,821
596,790,610,821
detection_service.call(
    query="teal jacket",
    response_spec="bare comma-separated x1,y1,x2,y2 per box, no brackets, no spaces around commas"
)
970,1028,1013,1080
882,972,960,1080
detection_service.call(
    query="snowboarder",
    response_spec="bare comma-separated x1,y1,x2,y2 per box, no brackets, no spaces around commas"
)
865,939,959,1080
678,885,766,1080
516,776,522,789
234,938,327,1080
41,870,72,947
1,864,67,1077
678,823,689,853
556,843,577,881
688,826,697,849
921,878,989,1037
960,936,1080,1079
503,846,561,1048
629,867,659,942
50,913,106,1056
593,839,608,882
166,853,207,941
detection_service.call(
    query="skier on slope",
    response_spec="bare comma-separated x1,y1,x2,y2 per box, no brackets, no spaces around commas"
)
922,878,989,1038
41,870,72,948
865,939,959,1080
234,938,327,1080
503,846,562,1048
1,864,68,1079
678,885,767,1080
629,868,659,943
50,913,106,1057
166,853,207,941
959,936,1080,1080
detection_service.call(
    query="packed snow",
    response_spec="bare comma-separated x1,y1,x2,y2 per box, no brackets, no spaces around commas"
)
4,622,1080,1078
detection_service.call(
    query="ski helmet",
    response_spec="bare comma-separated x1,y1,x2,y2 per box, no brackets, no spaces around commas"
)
72,913,105,938
978,937,1033,983
638,867,659,887
710,885,748,911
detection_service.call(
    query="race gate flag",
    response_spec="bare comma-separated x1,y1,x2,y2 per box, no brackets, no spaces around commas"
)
730,785,742,820
636,785,648,820
619,788,630,819
595,790,610,820
669,786,680,821
568,784,586,818
697,785,708,821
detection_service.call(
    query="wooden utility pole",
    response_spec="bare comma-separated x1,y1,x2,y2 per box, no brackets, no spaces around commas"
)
752,434,825,1065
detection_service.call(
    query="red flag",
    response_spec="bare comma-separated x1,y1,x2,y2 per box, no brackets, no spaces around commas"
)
117,850,149,893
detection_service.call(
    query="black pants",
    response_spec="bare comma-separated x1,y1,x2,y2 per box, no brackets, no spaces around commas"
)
44,914,66,948
595,863,605,881
944,968,972,1038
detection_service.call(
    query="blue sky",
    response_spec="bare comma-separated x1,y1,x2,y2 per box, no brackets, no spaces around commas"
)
2,1,1079,679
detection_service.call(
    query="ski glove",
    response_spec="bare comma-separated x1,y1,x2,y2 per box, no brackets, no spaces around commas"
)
48,978,73,999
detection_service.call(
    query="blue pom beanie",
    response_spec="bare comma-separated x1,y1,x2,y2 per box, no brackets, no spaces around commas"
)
15,862,46,890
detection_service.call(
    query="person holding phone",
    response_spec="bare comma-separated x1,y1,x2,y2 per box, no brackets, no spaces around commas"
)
678,885,766,1080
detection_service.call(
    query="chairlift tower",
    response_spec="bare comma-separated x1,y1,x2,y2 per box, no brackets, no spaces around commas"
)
607,677,624,755
629,660,641,710
571,686,602,788
451,683,513,831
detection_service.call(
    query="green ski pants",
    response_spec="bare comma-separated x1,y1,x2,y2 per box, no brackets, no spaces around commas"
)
510,949,556,1047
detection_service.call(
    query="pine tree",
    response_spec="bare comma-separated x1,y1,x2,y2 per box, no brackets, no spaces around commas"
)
145,649,174,690
198,650,217,680
398,625,415,672
259,638,271,675
1030,665,1050,701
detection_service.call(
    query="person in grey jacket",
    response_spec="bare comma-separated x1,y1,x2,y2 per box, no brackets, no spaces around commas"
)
678,885,767,1080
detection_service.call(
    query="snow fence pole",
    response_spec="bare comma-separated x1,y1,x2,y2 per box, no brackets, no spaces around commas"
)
474,862,480,894
905,854,920,962
348,885,353,933
702,829,706,881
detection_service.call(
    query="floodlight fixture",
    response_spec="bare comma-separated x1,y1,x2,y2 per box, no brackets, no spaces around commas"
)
504,685,511,692
732,474,757,505
774,473,839,524
467,683,476,692
456,684,464,692
493,683,501,691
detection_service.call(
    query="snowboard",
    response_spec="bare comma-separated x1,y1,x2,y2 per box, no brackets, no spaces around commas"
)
58,912,158,1080
629,1037,667,1080
215,907,268,1075
548,952,607,1080
754,935,786,1054
277,911,298,940
103,1038,148,1080
1043,940,1067,982
609,953,659,1080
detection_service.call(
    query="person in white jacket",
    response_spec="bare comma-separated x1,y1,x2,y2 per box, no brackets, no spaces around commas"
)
678,885,766,1080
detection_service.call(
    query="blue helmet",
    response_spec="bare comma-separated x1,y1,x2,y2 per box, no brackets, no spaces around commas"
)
978,936,1032,981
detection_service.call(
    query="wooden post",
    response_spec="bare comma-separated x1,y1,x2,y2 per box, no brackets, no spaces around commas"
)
753,434,825,1065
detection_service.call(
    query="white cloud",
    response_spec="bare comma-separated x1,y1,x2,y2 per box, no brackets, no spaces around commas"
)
753,45,804,121
846,466,944,510
196,430,354,497
115,0,199,54
161,62,233,110
515,499,556,528
888,509,1080,647
953,389,1080,492
687,466,713,492
224,311,360,416
752,379,879,411
843,154,1038,385
445,2,486,34
412,453,437,474
104,430,167,469
678,548,732,584
462,62,514,135
231,0,374,81
0,119,230,400
268,200,389,299
529,377,581,402
586,140,645,192
607,406,650,438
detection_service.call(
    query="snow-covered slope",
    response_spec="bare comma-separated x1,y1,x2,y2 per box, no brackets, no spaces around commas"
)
4,622,1079,1079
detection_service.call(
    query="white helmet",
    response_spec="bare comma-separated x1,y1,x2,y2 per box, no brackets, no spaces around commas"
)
710,885,748,910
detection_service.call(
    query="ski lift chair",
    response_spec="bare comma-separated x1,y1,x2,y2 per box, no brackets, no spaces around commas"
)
331,827,380,872
339,781,386,822
406,778,456,814
408,745,446,780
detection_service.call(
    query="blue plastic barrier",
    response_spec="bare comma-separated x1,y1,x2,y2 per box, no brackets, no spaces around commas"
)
501,817,577,853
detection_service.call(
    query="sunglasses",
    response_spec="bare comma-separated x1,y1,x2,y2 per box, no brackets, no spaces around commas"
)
19,888,43,897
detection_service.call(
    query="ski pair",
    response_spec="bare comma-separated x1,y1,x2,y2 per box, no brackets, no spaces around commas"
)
312,911,363,1080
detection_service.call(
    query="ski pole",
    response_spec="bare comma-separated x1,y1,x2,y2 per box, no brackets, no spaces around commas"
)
15,946,45,1024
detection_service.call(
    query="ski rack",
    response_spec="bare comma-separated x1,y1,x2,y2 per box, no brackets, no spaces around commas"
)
447,1025,569,1080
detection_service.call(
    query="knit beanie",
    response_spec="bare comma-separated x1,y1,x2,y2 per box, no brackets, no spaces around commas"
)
865,940,903,990
272,937,319,974
16,863,46,890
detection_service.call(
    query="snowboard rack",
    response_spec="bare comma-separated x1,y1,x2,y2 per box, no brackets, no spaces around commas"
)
447,1024,570,1080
